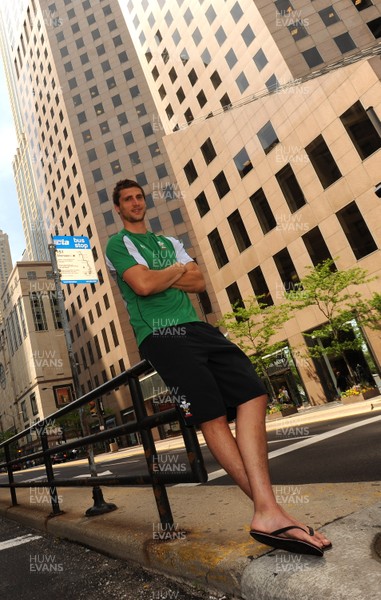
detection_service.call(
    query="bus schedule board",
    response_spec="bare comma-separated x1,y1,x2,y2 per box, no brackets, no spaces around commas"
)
53,236,98,284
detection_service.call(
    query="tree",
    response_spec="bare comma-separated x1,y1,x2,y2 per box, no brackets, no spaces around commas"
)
218,296,291,397
285,259,376,384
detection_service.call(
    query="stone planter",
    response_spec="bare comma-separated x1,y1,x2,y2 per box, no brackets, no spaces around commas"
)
266,406,298,420
341,389,379,405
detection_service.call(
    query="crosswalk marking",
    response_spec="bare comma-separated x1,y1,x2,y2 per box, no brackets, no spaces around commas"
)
0,534,42,551
73,470,113,479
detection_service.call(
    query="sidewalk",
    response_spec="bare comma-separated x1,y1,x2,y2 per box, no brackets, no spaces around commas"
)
1,397,380,599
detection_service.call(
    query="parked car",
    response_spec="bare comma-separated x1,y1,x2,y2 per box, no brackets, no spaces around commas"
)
51,452,68,464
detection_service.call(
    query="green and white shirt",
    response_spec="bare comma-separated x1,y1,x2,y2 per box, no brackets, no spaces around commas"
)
105,229,200,346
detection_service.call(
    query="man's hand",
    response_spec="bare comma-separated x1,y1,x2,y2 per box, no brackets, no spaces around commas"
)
171,262,206,293
122,262,186,296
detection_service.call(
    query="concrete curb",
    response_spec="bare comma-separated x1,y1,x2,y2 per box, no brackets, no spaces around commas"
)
241,502,381,600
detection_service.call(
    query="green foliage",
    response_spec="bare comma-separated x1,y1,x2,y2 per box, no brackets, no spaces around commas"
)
217,296,291,378
285,258,377,374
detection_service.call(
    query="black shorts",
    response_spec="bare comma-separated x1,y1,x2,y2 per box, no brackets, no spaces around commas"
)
139,321,267,426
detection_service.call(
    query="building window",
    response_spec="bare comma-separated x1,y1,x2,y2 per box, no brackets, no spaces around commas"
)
215,26,227,46
305,135,342,188
197,90,207,108
336,201,377,260
351,0,373,11
273,248,300,292
103,211,115,226
213,171,230,198
94,334,102,359
184,159,198,184
170,208,184,225
319,6,340,26
302,226,335,268
226,282,245,315
302,47,324,68
101,328,110,353
250,188,276,234
225,48,237,69
253,49,268,71
275,164,306,212
228,209,251,252
257,121,279,154
195,191,210,217
21,400,28,423
205,4,217,24
176,87,185,103
188,68,198,86
30,393,38,416
156,163,168,179
208,228,229,268
340,101,381,160
210,70,222,89
49,291,63,328
234,147,253,178
165,104,173,119
110,321,119,347
334,33,356,54
30,292,48,330
248,267,273,307
236,71,249,93
200,138,216,164
288,23,308,41
275,0,294,14
241,24,255,46
201,48,211,66
367,17,381,38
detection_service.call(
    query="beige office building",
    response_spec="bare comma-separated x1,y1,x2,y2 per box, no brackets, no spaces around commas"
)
122,0,381,404
0,262,73,449
1,0,381,413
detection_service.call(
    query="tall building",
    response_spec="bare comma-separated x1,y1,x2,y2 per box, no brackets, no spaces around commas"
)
0,261,73,450
0,5,49,262
122,0,381,404
0,230,13,294
1,0,381,414
0,0,215,439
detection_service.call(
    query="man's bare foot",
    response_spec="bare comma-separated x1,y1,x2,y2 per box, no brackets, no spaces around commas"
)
250,507,331,549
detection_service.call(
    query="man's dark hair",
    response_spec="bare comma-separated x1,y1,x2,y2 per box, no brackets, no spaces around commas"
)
112,179,146,206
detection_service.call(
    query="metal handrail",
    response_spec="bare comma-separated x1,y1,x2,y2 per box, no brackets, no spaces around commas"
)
0,359,207,526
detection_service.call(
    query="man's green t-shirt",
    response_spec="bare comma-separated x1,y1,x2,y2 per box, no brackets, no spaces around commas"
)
105,229,200,346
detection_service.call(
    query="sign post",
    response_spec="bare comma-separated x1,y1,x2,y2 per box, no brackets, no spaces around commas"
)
49,238,116,515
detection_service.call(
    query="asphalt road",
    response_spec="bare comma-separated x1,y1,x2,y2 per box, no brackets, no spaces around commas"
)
0,517,219,600
3,410,381,489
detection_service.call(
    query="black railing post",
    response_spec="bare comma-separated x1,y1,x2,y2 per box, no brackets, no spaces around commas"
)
4,444,17,507
40,430,63,517
128,375,174,529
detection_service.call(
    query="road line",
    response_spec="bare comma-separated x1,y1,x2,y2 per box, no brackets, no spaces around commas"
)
0,534,42,551
267,414,381,460
73,470,113,478
268,435,313,443
175,414,381,486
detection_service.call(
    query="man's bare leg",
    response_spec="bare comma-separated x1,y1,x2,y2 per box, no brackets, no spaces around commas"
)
200,395,331,549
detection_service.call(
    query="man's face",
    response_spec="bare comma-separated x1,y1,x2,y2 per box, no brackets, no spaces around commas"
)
116,187,146,223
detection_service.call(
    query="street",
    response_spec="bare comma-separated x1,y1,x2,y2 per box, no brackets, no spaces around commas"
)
3,410,381,488
0,517,217,600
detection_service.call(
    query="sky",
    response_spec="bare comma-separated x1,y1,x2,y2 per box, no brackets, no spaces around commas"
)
0,60,26,264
